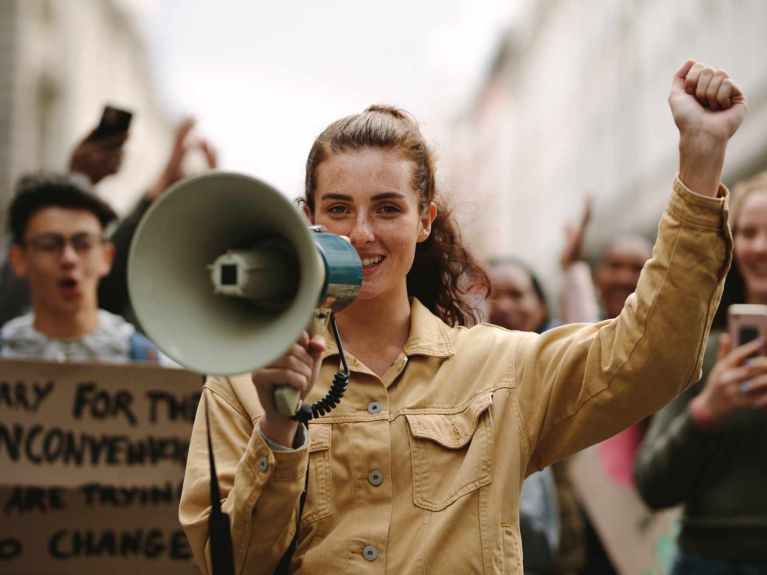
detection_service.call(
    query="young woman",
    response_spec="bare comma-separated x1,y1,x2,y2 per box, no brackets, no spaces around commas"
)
635,172,767,574
180,60,746,574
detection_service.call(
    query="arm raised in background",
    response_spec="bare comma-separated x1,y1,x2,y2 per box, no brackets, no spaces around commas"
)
559,195,601,324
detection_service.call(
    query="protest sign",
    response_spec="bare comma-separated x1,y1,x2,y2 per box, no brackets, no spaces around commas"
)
0,359,203,575
568,442,681,575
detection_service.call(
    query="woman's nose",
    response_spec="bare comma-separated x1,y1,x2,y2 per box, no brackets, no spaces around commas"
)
349,215,374,245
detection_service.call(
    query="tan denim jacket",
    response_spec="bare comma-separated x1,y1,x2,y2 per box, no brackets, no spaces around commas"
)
180,178,731,574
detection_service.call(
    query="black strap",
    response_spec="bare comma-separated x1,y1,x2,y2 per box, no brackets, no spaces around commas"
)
205,392,235,575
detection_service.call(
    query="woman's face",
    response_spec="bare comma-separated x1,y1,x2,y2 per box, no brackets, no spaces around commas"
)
487,263,546,332
309,148,436,304
735,189,767,302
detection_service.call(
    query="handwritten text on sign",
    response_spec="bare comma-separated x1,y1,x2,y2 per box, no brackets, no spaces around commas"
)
0,359,204,575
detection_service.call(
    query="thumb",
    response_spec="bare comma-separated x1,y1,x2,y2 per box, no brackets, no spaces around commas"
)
718,333,731,360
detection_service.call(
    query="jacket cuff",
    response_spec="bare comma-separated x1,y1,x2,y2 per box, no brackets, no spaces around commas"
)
670,176,729,229
245,426,308,484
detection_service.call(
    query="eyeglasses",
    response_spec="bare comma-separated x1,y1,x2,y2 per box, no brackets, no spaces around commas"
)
23,233,106,255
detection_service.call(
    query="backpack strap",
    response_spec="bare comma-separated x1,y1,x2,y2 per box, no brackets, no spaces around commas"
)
128,332,159,362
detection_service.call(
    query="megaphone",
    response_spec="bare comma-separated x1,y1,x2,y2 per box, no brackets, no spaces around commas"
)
127,171,362,416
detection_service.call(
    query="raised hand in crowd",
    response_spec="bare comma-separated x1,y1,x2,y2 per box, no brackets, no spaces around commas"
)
147,117,218,201
68,131,129,184
560,194,592,270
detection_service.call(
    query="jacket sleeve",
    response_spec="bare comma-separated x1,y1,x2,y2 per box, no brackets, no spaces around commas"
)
515,177,731,471
179,377,308,575
633,335,721,509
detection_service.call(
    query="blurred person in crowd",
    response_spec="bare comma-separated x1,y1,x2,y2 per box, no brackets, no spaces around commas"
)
635,171,767,575
0,173,162,362
180,60,745,574
487,257,553,333
0,129,128,327
487,257,560,573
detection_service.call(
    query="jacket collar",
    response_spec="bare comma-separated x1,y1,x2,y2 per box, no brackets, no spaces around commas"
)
322,298,455,360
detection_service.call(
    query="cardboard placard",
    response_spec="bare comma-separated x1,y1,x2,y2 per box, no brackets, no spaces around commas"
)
568,444,681,575
0,359,203,575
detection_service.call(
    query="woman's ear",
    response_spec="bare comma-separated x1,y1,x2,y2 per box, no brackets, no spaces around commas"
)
417,202,438,242
302,202,315,224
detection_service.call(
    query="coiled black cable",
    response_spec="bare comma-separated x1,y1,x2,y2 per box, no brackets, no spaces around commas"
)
292,312,349,424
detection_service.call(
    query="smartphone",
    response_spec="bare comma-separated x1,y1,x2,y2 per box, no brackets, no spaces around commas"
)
89,105,133,140
728,304,767,351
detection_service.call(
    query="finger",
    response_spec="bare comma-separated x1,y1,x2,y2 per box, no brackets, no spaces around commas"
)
739,376,767,408
726,77,747,106
716,78,734,110
271,352,313,379
252,368,310,393
269,344,314,370
175,117,196,145
673,59,696,90
743,356,767,373
684,62,704,95
705,73,724,111
296,330,310,348
726,337,763,367
718,78,747,111
695,67,714,106
198,140,218,169
308,334,327,357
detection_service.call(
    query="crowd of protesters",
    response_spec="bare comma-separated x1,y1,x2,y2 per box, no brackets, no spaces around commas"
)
1,58,765,575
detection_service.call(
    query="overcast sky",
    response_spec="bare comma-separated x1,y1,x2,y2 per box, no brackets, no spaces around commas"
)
144,0,517,197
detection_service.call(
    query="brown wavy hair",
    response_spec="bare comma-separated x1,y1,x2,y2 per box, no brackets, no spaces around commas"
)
302,105,489,326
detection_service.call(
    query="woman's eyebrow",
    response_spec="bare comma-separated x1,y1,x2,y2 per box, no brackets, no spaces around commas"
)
319,192,407,202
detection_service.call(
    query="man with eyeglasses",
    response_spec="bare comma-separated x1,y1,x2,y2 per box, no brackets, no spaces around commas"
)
0,173,163,363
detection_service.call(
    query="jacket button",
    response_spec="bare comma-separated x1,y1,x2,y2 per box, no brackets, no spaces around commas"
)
367,401,382,415
362,545,378,561
368,470,384,486
258,456,268,472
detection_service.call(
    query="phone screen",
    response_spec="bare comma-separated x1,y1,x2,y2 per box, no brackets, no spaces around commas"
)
739,326,760,345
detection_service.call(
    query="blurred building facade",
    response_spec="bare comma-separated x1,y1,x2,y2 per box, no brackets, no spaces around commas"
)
0,0,171,228
448,0,767,300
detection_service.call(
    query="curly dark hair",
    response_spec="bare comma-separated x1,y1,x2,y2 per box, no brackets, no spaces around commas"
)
8,172,117,244
303,105,489,326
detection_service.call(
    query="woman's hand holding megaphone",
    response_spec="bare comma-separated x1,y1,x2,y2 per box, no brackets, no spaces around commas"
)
252,331,326,446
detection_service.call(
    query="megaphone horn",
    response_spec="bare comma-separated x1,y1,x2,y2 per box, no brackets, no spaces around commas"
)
127,172,362,416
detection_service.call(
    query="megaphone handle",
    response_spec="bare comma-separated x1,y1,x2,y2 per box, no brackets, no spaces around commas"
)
274,308,332,417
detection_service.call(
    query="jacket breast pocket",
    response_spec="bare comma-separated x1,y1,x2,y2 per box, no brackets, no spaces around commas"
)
405,393,493,511
301,423,333,528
